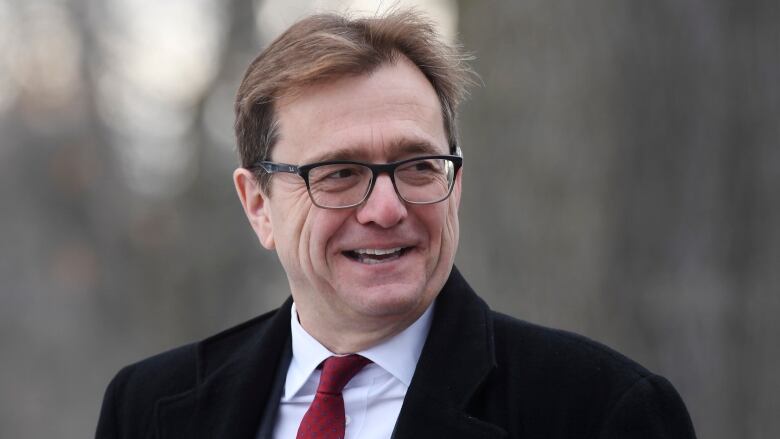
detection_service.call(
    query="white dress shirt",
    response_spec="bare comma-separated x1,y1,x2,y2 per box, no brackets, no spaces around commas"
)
271,302,434,439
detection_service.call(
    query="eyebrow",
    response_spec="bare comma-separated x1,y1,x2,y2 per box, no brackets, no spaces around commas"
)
303,139,445,164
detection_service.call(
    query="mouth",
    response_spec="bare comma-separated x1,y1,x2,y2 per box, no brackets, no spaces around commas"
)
343,247,411,265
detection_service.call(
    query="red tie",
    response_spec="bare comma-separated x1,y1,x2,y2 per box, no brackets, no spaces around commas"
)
296,354,372,439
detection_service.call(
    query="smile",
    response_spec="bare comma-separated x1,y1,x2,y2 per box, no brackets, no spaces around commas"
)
344,247,409,264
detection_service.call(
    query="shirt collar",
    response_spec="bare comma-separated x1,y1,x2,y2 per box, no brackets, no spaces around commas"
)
284,301,435,398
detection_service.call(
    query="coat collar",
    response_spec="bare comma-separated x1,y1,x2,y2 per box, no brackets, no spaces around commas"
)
156,267,506,438
392,267,507,438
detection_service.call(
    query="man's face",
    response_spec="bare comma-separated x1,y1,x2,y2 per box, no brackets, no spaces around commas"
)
239,57,461,340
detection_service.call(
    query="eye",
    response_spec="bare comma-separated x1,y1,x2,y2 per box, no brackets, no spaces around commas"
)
399,158,441,174
308,163,368,186
412,161,437,171
325,168,357,179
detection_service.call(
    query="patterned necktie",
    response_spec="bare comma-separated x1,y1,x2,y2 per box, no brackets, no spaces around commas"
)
296,354,372,439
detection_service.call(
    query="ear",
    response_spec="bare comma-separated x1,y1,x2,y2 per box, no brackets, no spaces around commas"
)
233,168,275,249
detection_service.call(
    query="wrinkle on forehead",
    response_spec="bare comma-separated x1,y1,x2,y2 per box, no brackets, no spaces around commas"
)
303,137,444,164
272,57,447,165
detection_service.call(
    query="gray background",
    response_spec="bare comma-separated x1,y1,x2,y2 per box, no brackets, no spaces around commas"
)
1,0,777,438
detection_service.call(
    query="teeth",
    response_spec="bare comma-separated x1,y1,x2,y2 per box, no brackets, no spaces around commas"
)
349,247,406,265
354,247,403,255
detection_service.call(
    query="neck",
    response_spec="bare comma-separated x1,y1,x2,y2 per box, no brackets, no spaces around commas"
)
295,305,425,354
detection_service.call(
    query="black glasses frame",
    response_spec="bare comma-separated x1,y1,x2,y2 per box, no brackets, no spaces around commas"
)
248,153,463,209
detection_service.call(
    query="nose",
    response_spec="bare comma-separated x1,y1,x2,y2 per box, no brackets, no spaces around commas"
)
355,173,407,227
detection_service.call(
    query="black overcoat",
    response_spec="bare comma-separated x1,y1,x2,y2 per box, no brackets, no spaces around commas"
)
96,267,696,438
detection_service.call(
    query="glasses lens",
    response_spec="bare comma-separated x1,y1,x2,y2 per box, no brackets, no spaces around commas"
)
307,163,372,208
395,158,455,204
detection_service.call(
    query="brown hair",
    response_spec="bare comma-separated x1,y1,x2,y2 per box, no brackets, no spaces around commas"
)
234,9,476,191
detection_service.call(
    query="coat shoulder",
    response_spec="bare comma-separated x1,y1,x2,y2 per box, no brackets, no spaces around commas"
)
478,312,696,438
96,304,287,438
110,305,283,397
490,311,652,383
96,342,199,438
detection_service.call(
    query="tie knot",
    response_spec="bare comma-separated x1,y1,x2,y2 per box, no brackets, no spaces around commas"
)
317,354,371,394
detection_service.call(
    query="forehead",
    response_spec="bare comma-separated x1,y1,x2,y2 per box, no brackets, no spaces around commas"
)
272,58,448,164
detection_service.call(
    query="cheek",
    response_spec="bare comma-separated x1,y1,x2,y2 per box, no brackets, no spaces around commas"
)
446,199,460,243
301,210,352,269
432,200,460,260
417,204,457,255
269,194,312,272
429,202,454,234
445,212,460,257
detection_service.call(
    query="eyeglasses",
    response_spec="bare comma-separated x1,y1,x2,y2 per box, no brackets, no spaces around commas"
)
249,152,463,209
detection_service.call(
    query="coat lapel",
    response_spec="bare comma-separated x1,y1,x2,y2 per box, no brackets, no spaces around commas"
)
156,298,293,439
392,267,507,439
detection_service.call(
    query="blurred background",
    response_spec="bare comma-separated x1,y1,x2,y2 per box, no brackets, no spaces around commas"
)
1,0,777,437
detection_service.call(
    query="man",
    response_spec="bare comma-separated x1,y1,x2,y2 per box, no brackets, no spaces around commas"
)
97,10,696,439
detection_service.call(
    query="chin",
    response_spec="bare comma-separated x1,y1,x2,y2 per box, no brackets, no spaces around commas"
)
341,281,431,318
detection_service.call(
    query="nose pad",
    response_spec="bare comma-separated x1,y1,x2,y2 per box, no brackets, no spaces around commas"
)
356,174,407,227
